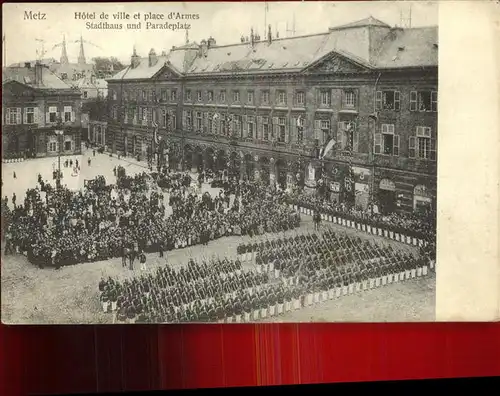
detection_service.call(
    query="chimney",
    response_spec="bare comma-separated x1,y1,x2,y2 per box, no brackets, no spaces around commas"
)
131,46,140,68
24,62,31,69
267,24,272,44
34,61,43,85
207,36,216,48
148,48,158,67
250,28,255,47
199,39,208,57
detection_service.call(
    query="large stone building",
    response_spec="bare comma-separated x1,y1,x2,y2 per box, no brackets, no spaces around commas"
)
2,62,82,159
106,17,437,214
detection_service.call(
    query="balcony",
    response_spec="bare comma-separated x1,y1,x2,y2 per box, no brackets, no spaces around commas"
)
372,154,436,175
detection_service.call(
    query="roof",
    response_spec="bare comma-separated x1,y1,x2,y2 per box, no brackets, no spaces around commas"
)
74,76,108,90
49,62,94,76
9,58,58,67
2,65,77,91
108,54,183,81
373,26,438,68
107,17,437,81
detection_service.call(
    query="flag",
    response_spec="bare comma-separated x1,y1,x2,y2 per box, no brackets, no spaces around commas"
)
153,121,159,145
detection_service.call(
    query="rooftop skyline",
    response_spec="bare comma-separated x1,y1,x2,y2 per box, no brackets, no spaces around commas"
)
3,2,438,66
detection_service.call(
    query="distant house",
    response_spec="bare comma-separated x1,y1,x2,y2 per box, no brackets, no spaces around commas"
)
74,75,108,100
2,62,83,159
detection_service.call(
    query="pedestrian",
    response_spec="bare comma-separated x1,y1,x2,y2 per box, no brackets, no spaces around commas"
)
13,171,16,179
88,158,91,167
139,252,147,271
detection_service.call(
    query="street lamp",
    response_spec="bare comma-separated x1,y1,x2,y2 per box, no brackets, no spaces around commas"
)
54,117,64,190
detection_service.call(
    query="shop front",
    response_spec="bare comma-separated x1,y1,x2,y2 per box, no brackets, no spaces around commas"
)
352,166,371,211
413,184,433,213
378,178,396,214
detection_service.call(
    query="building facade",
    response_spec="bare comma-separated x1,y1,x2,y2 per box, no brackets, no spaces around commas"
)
106,17,438,213
2,62,82,159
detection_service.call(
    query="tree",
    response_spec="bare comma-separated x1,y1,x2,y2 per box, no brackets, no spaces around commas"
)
92,57,126,72
82,96,108,122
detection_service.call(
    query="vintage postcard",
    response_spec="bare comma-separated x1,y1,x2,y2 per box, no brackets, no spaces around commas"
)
1,1,497,324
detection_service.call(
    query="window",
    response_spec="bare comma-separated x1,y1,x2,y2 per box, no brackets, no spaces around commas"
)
197,91,203,102
247,116,255,138
48,106,58,123
25,107,35,124
247,91,254,104
374,124,400,156
261,90,270,104
220,116,227,135
320,90,331,106
234,115,242,136
161,89,167,101
7,108,21,125
142,90,147,101
337,121,359,152
233,90,240,103
185,89,192,101
409,126,435,160
196,111,203,131
83,91,88,99
128,107,136,124
171,113,176,131
277,117,287,142
277,91,287,106
64,141,72,151
207,91,214,102
296,115,305,143
48,141,58,152
161,108,168,127
207,113,214,134
219,90,226,103
142,107,148,125
410,91,437,112
151,90,157,102
170,89,177,102
64,106,72,122
320,120,330,144
343,90,356,108
295,91,305,106
376,90,400,111
185,110,192,128
262,117,270,140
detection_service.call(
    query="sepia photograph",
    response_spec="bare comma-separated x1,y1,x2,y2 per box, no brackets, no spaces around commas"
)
1,1,438,324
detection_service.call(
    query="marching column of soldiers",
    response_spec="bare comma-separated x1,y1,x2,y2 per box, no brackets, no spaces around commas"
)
286,190,436,241
98,226,432,323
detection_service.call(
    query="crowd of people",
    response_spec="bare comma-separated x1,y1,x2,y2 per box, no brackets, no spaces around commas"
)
1,166,300,268
97,227,434,323
285,191,436,240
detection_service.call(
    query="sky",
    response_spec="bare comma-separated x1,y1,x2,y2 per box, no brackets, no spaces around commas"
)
3,1,438,66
